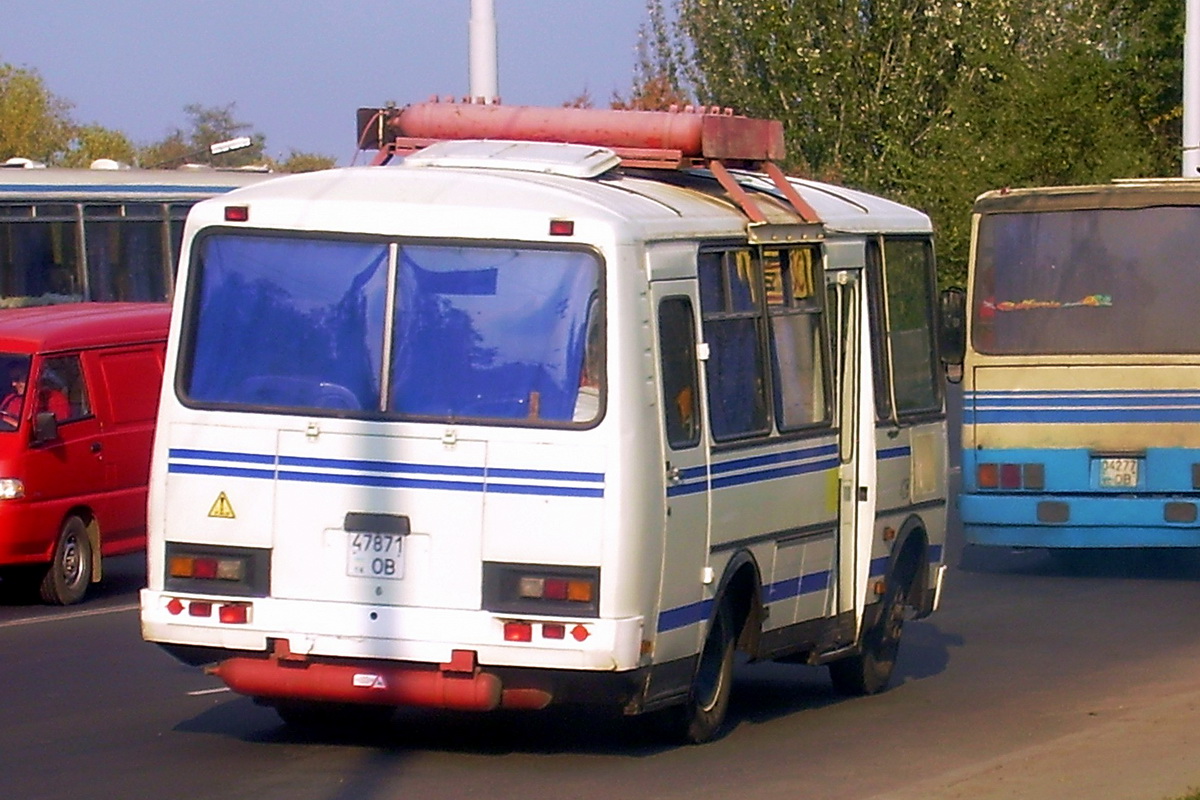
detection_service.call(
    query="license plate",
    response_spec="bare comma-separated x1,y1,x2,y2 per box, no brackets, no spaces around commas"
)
347,532,405,579
1099,457,1139,488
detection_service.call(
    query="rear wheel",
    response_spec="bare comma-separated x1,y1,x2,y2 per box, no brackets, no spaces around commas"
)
829,573,907,696
662,602,736,744
39,515,92,605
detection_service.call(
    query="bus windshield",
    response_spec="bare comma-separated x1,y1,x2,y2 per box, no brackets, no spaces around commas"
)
972,205,1200,355
184,234,603,425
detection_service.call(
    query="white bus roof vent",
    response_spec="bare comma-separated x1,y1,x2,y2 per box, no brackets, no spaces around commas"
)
402,139,621,179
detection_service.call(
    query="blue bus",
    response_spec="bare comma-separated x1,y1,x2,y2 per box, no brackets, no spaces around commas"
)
960,179,1200,554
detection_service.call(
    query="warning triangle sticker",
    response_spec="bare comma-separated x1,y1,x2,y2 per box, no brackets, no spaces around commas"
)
207,492,236,519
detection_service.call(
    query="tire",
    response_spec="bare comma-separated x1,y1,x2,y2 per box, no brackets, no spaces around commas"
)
273,700,394,731
662,602,736,744
39,516,93,605
829,574,907,696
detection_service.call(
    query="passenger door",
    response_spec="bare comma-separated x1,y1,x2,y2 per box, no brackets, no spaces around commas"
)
828,267,877,636
651,284,711,663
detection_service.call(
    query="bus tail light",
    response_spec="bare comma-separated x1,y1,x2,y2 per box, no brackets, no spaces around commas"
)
164,543,270,597
482,562,600,617
976,462,1044,490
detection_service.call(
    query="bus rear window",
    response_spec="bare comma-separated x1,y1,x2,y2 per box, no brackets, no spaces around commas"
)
972,206,1200,355
184,234,603,426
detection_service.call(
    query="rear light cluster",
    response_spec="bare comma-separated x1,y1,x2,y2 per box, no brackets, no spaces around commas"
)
518,576,594,604
482,562,601,618
164,596,252,624
977,462,1044,490
163,543,270,597
170,554,245,582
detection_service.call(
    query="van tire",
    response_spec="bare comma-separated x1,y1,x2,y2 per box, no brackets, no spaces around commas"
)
660,601,736,744
39,516,92,605
828,573,907,696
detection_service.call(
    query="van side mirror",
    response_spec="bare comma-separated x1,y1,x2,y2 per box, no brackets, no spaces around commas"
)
938,287,966,383
32,411,59,445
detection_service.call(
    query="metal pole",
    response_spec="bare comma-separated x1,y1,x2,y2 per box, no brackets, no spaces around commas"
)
469,0,499,103
1184,0,1200,176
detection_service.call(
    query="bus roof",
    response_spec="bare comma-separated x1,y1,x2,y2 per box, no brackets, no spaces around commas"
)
194,142,930,241
0,303,170,354
0,167,271,203
974,178,1200,214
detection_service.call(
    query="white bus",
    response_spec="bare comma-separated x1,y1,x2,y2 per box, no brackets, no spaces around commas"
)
140,102,951,743
0,164,268,307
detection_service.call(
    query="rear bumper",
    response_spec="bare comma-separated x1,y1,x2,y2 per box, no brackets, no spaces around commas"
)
961,493,1200,547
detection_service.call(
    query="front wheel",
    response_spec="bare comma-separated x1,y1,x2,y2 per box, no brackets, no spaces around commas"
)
828,575,907,696
39,515,93,605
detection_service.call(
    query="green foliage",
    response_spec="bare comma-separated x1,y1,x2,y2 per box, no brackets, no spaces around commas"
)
273,151,337,173
647,0,1184,285
0,63,74,163
138,103,267,168
59,125,138,167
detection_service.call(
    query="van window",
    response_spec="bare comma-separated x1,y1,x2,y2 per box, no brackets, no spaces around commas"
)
658,296,701,449
0,354,31,430
38,356,88,423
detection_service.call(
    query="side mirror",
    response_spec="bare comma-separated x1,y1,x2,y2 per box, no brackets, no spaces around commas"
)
938,287,966,382
32,410,59,445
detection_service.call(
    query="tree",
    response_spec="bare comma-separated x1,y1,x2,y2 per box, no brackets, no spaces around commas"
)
139,103,267,169
646,0,1184,281
0,63,74,163
274,151,336,173
60,125,138,168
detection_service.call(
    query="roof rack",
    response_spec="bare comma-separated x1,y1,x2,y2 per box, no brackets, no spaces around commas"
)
356,99,820,224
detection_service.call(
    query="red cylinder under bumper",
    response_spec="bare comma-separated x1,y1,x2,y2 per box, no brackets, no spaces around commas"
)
207,648,551,712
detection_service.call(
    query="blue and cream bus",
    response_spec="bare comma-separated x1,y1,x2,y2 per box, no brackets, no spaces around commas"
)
961,179,1200,555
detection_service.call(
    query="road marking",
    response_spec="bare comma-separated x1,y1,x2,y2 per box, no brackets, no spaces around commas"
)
0,601,139,628
187,687,231,697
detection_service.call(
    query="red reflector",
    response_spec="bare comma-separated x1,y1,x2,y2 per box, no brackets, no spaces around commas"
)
504,621,533,642
188,601,213,618
166,597,184,615
571,624,590,642
219,603,250,624
542,623,566,640
548,219,574,236
224,205,250,222
1000,463,1022,489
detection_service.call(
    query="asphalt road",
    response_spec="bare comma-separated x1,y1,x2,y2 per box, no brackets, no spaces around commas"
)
3,526,1200,800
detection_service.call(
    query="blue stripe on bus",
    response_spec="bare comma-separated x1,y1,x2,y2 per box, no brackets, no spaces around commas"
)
167,449,604,498
668,443,839,498
0,183,246,194
966,390,1200,424
663,568,834,633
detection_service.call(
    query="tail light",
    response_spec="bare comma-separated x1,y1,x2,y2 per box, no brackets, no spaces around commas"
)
977,462,1044,490
164,543,270,597
482,562,600,617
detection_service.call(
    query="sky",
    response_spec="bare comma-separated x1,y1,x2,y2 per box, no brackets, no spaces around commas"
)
1,1,652,165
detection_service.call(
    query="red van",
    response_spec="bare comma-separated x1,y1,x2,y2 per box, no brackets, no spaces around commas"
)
0,303,170,604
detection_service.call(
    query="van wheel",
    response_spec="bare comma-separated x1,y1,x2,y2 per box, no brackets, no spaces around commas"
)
828,574,908,696
39,516,92,605
662,602,735,744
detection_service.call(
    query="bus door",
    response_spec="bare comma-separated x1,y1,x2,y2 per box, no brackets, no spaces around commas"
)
651,282,710,660
827,267,877,637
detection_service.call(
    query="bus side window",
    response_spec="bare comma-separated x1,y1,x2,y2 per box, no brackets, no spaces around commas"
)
658,296,701,449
